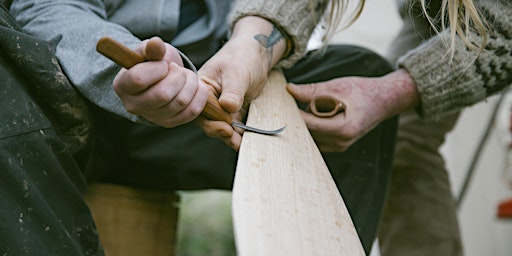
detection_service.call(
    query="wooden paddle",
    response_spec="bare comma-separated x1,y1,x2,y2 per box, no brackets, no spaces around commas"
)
232,70,364,255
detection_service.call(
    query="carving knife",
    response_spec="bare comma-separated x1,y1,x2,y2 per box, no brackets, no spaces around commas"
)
96,36,285,135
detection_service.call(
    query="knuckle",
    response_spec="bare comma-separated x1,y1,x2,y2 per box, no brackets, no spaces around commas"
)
189,103,204,117
154,94,171,105
129,72,145,87
124,103,139,115
203,128,217,138
173,94,188,108
154,88,174,104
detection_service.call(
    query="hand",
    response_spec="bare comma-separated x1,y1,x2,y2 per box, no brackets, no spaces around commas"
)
287,69,420,152
196,16,289,151
112,37,210,127
196,38,269,150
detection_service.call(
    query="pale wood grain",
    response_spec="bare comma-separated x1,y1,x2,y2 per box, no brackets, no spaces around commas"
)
232,70,365,255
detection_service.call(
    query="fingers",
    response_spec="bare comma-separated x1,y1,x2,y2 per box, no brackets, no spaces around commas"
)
219,87,245,113
135,36,183,66
196,118,242,151
200,70,247,114
301,111,340,135
109,37,208,128
114,60,208,127
143,37,166,61
162,81,209,126
298,110,356,152
132,63,200,109
113,61,169,95
140,79,208,127
286,83,317,103
197,73,245,151
114,38,183,96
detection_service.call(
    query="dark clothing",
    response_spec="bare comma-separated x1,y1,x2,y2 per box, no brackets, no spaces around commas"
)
1,4,396,255
0,4,101,255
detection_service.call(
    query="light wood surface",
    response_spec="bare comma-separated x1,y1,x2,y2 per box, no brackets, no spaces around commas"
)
232,70,365,255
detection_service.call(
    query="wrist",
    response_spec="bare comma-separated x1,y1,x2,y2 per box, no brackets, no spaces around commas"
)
231,16,290,68
383,69,421,115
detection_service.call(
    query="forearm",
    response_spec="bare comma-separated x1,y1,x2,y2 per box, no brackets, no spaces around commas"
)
230,16,288,72
228,0,329,68
10,0,143,122
381,69,421,118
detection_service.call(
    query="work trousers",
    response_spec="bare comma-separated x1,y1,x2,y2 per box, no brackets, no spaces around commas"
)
1,5,396,253
378,109,464,256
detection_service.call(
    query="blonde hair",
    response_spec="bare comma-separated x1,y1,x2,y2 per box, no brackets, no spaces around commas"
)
320,0,366,44
320,0,488,57
420,0,489,58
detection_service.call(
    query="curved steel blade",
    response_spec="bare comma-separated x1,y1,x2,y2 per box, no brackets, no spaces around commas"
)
232,122,286,135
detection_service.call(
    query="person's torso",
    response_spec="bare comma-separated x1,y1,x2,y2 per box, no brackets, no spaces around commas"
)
103,0,234,65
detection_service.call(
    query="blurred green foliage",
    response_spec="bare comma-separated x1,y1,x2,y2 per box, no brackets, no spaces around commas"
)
176,190,236,256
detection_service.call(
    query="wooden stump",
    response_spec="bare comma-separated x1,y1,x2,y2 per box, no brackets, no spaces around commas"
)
84,183,180,256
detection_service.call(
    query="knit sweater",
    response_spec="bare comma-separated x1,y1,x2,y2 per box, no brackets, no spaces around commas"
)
391,0,512,119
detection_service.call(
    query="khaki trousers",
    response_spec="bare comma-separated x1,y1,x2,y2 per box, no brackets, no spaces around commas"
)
379,110,464,256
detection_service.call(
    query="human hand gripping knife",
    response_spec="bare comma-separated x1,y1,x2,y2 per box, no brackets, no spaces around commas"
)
96,36,285,135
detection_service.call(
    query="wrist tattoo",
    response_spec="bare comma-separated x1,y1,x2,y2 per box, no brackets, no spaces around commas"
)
253,25,284,67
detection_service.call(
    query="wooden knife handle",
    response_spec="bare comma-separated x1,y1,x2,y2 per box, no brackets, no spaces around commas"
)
96,36,233,123
96,37,144,69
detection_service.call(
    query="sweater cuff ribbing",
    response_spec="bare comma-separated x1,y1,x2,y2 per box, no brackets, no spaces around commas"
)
398,31,486,119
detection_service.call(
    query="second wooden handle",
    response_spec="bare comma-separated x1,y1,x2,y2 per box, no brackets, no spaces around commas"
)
96,36,233,123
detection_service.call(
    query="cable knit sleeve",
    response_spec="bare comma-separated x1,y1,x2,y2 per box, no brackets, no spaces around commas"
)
227,0,328,68
398,0,512,119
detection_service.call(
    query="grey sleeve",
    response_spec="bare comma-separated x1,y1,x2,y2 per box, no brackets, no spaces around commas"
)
10,0,146,122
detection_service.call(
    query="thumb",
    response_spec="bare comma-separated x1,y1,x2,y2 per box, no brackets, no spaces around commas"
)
286,83,316,103
219,86,245,113
199,76,244,114
142,37,166,61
